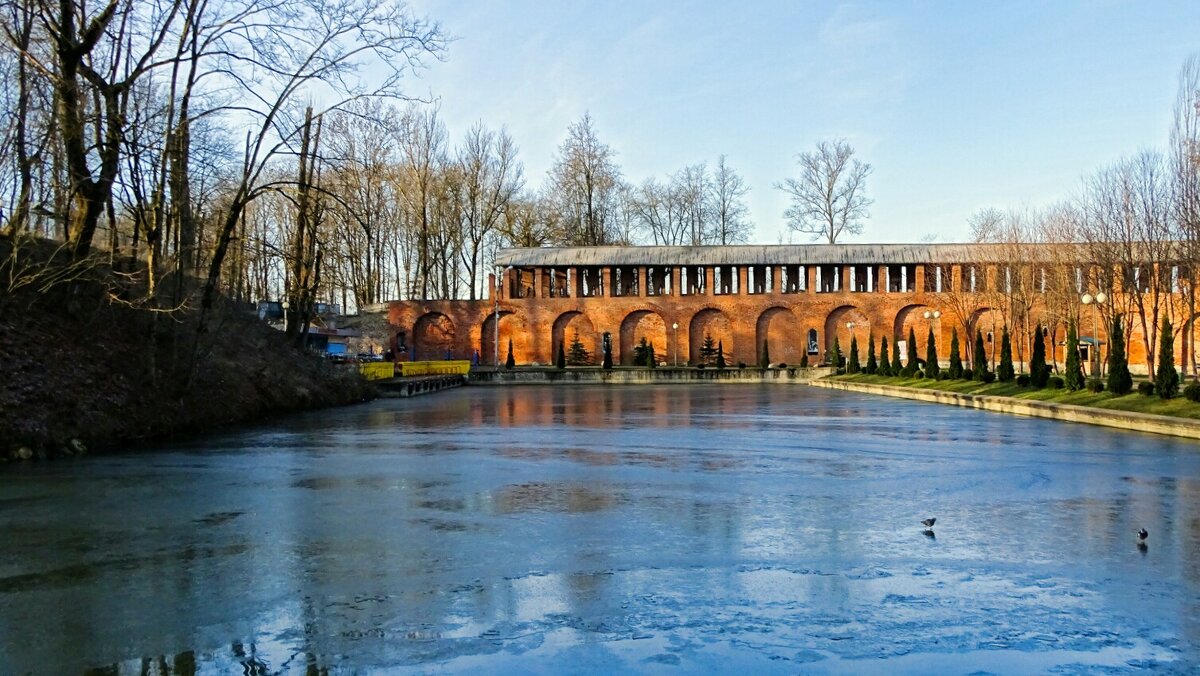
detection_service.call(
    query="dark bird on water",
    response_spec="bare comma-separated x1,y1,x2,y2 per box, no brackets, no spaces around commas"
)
922,518,936,528
1138,528,1149,542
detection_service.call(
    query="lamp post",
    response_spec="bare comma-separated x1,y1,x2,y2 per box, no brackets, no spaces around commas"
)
672,322,679,367
1081,291,1107,378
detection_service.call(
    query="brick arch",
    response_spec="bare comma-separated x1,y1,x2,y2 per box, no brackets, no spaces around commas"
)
480,311,530,365
413,312,456,360
689,307,732,365
824,305,870,357
553,311,600,366
620,310,668,365
894,304,938,341
756,306,802,365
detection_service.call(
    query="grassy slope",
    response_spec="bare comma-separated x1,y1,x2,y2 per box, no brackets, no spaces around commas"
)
833,373,1200,420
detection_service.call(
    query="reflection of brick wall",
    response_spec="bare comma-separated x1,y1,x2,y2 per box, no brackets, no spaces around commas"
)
384,275,1192,374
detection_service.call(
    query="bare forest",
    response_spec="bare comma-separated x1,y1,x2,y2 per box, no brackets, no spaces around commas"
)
0,1,753,328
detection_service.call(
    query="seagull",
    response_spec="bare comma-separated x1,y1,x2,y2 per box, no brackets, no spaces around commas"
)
1137,528,1149,542
922,518,936,529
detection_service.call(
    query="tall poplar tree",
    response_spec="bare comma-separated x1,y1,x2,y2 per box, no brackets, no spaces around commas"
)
1030,324,1049,388
1106,316,1133,395
948,328,963,379
972,331,988,380
925,327,939,379
1155,316,1178,398
997,327,1015,382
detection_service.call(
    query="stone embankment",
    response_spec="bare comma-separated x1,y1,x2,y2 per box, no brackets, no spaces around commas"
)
470,366,834,385
811,379,1200,440
376,375,467,397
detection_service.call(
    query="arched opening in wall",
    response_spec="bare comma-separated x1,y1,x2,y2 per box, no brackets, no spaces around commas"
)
968,307,1003,370
824,306,869,363
689,308,732,366
894,304,946,366
479,311,531,365
620,310,668,366
553,311,600,366
413,312,457,361
756,307,802,365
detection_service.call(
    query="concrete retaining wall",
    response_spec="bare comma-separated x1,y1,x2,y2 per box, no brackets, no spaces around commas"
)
470,366,834,385
811,379,1200,440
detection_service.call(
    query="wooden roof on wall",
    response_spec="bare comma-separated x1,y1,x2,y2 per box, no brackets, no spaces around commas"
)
494,243,1081,267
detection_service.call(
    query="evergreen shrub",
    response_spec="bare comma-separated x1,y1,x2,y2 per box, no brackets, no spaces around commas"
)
1138,381,1156,396
1087,379,1105,393
1184,382,1200,402
1049,376,1064,389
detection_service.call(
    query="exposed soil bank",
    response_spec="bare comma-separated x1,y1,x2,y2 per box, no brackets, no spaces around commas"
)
0,245,374,462
811,378,1200,440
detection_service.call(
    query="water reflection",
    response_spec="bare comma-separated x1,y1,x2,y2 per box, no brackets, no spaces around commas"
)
1,385,1199,673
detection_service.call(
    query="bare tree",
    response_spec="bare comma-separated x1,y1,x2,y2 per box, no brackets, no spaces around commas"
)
545,113,623,246
1080,151,1177,375
1172,55,1200,376
711,155,751,244
776,139,872,244
455,122,522,299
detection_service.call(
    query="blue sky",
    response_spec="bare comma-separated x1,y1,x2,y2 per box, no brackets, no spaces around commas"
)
404,1,1200,243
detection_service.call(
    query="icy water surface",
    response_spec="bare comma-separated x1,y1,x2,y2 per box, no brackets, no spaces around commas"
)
2,385,1200,674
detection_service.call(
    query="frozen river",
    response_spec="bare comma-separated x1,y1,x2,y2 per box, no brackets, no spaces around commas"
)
2,384,1200,674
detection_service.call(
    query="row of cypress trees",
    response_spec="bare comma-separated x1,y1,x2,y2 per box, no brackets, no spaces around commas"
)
847,314,1160,397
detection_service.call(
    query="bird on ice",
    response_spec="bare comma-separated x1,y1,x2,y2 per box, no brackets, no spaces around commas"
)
921,518,936,529
1137,528,1149,542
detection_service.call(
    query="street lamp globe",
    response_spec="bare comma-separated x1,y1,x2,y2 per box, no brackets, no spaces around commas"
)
1081,293,1093,305
932,310,941,319
923,310,931,319
1095,292,1107,304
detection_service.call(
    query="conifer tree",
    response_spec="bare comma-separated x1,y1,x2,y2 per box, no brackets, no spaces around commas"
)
602,333,613,369
760,340,770,369
556,341,566,369
972,331,988,380
1065,320,1084,391
634,336,650,366
891,335,901,377
925,327,939,379
699,333,718,365
902,327,919,377
866,334,877,374
716,340,727,369
1155,316,1178,399
1030,323,1048,388
997,326,1014,382
830,336,842,368
947,328,963,379
800,353,809,368
848,336,860,373
879,336,891,375
647,341,657,369
505,339,515,369
1106,315,1132,395
567,330,591,366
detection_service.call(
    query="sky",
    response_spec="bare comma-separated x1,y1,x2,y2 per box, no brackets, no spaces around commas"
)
402,0,1200,244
